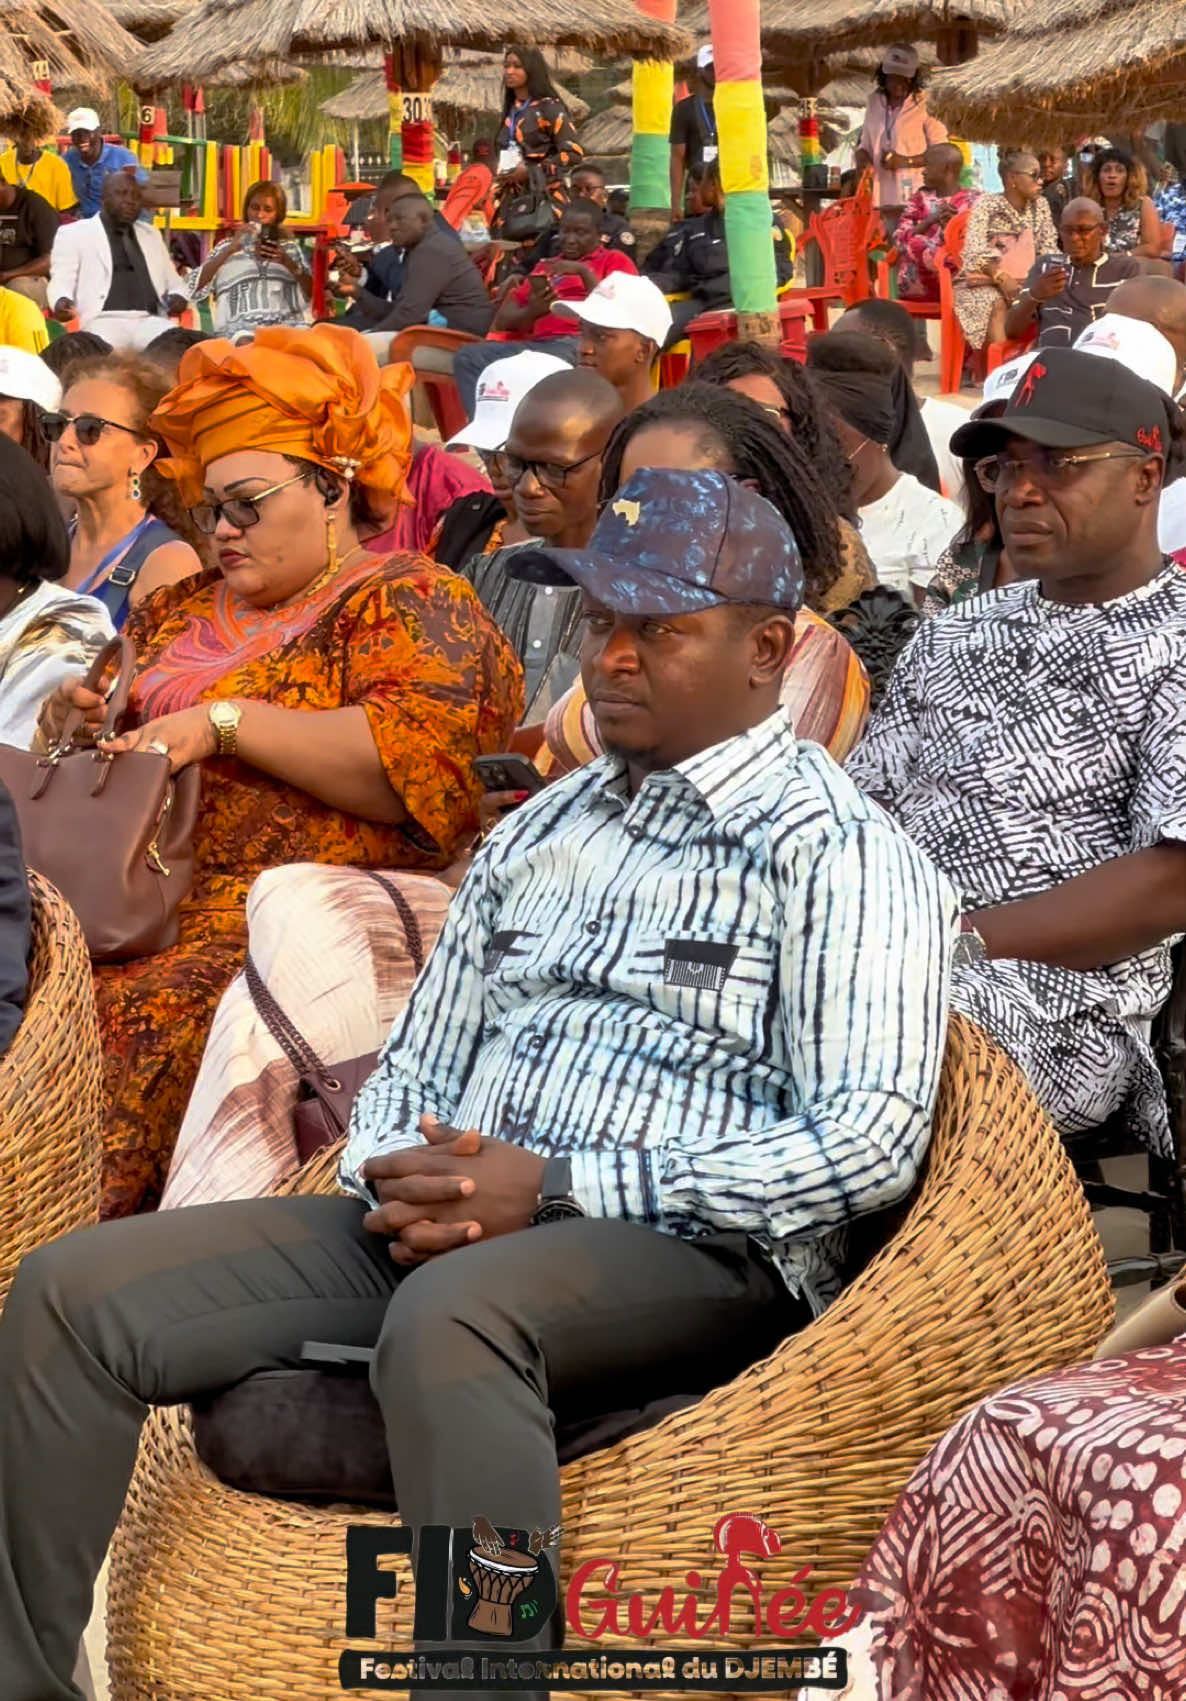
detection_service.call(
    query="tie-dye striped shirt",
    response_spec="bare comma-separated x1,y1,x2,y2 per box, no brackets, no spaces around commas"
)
344,711,958,1313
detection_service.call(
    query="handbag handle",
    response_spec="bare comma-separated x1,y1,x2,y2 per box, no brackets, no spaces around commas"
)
246,871,428,1089
57,635,138,752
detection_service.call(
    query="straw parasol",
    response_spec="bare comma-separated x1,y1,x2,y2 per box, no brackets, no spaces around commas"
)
134,0,689,87
0,0,143,105
759,0,1010,62
928,0,1186,141
321,59,589,125
105,0,191,42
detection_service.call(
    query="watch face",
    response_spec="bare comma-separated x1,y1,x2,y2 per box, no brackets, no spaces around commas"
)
533,1197,584,1226
952,932,986,970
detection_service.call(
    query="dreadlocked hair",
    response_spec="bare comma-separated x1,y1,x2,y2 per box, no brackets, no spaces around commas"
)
693,341,855,519
597,381,843,610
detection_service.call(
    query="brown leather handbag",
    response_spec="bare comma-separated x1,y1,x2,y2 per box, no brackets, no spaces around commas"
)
245,872,427,1162
0,635,201,962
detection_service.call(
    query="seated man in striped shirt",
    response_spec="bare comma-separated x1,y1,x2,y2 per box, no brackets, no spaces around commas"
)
0,469,956,1699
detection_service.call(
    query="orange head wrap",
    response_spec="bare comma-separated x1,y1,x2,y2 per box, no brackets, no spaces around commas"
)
151,324,414,527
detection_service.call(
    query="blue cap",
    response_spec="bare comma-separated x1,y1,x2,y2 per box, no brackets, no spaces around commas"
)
506,467,805,616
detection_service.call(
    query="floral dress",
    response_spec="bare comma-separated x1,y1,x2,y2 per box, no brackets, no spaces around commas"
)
894,187,979,300
93,552,522,1218
1105,202,1143,254
953,192,1059,349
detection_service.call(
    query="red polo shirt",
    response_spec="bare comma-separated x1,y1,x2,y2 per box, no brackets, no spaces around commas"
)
510,246,638,339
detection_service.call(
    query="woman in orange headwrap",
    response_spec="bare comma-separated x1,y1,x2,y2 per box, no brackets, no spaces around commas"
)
37,323,523,1217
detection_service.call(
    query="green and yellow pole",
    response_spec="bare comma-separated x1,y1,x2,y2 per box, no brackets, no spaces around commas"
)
709,0,778,343
629,0,676,263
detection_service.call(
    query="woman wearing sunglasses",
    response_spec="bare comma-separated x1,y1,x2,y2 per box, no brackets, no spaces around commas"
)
35,324,521,1218
48,354,204,628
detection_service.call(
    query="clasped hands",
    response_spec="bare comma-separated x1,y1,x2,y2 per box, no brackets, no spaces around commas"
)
362,1113,547,1266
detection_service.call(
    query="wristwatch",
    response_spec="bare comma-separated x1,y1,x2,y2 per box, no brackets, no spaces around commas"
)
208,700,243,757
952,917,987,969
531,1155,585,1226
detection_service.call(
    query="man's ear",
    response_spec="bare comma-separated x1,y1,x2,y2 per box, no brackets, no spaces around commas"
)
750,613,797,687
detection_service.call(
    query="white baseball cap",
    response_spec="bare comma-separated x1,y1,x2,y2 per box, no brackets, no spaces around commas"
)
1074,313,1177,397
65,108,102,134
696,45,715,69
447,350,570,452
0,347,60,413
976,349,1040,414
555,272,673,350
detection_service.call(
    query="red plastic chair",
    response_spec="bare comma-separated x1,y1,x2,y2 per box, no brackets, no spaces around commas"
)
386,326,481,440
788,177,885,333
984,331,1036,375
936,209,974,394
682,298,811,365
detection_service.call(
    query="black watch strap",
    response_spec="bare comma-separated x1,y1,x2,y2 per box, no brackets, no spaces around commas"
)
532,1155,584,1225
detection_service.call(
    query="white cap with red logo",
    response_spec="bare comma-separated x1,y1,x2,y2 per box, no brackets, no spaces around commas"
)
555,272,673,350
447,350,571,452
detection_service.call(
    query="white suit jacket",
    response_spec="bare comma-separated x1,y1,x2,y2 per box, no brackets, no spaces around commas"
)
48,215,183,323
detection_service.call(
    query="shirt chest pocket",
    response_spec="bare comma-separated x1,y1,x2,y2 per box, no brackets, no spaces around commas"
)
627,929,778,1053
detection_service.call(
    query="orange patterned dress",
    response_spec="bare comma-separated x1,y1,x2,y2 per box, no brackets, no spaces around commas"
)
94,551,522,1218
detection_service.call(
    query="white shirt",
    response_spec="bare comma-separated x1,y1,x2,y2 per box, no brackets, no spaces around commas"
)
344,713,957,1315
920,396,973,505
0,581,113,749
1158,477,1186,555
858,472,964,595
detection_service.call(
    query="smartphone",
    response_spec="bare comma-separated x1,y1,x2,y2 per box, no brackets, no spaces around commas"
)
472,753,545,795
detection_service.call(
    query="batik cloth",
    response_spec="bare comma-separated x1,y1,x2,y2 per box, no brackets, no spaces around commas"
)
847,567,1186,1148
827,1340,1186,1700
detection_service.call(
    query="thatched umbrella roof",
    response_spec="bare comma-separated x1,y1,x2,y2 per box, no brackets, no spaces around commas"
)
0,0,144,115
134,0,688,88
105,0,190,42
321,59,588,124
928,0,1186,140
758,0,1009,60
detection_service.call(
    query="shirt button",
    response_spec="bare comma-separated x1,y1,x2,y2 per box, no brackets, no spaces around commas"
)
585,919,600,936
531,639,542,649
527,1034,545,1052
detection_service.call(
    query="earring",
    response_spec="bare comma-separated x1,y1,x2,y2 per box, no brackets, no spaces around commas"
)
128,470,142,503
325,511,338,574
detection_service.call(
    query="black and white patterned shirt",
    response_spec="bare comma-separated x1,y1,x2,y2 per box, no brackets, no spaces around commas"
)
343,712,958,1314
847,566,1186,1149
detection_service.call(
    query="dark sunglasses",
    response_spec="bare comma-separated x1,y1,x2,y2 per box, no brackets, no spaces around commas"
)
42,411,143,448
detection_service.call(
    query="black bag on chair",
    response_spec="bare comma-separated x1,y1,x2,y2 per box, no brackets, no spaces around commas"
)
495,165,557,244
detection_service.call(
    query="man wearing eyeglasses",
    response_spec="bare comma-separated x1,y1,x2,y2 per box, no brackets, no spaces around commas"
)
1005,197,1140,348
457,367,623,717
848,347,1186,1154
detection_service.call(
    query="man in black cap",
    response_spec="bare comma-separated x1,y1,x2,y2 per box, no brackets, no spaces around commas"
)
0,469,955,1701
849,346,1186,1154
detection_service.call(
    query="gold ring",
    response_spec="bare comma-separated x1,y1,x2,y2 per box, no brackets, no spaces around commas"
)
147,739,170,757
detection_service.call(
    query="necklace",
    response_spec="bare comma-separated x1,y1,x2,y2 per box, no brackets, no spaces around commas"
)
0,580,36,623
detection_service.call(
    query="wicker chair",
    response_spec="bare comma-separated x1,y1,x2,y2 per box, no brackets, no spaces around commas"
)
106,1015,1112,1700
0,871,102,1310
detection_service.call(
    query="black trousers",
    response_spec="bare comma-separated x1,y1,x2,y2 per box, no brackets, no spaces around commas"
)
0,1196,803,1700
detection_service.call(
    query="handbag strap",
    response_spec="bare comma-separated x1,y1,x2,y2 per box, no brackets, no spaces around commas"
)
245,871,427,1085
57,634,137,752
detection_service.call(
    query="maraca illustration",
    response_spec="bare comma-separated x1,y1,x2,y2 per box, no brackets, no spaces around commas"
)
465,1517,560,1636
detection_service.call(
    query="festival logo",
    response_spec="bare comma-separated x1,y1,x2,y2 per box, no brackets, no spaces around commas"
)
459,1518,561,1639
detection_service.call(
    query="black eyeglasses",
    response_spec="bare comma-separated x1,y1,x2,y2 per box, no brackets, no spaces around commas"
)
503,448,600,490
191,471,308,535
42,411,143,448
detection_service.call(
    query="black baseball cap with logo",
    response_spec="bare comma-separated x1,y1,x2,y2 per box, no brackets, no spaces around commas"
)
951,346,1173,461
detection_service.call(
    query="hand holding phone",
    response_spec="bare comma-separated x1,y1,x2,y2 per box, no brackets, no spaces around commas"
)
472,753,544,796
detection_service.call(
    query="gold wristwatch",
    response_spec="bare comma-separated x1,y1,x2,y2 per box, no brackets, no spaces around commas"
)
208,701,243,757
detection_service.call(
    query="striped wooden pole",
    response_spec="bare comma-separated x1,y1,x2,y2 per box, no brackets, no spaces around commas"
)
630,0,676,223
709,0,778,344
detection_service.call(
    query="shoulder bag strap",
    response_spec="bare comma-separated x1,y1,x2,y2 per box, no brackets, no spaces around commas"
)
245,870,427,1085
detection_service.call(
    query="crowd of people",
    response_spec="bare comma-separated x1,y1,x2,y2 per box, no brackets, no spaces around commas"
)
0,49,1184,1701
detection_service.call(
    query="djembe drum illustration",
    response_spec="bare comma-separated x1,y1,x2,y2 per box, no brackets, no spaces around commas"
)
466,1545,540,1636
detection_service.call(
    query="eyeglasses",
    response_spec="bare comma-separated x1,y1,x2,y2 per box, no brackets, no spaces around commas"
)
755,402,792,425
974,446,1148,492
1012,168,1042,182
42,411,143,448
191,471,309,535
503,448,601,490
